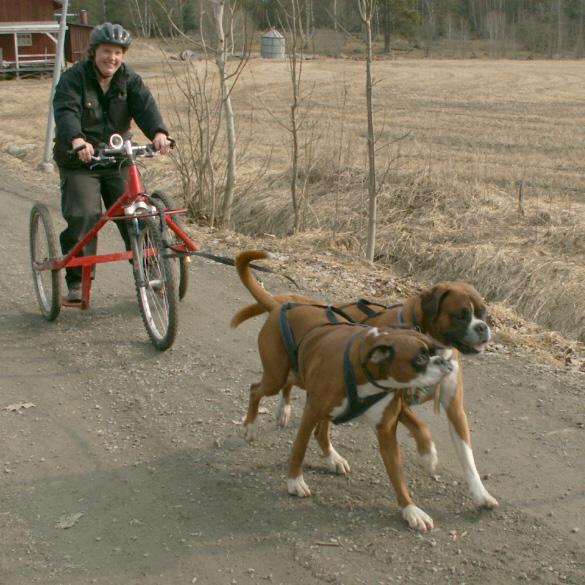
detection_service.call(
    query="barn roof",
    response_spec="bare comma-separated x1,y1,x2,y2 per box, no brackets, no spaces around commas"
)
0,22,61,34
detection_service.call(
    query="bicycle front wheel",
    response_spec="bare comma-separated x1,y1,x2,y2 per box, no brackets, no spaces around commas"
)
133,218,178,351
29,203,61,321
150,191,189,300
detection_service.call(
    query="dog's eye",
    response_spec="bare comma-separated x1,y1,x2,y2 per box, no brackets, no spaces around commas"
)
454,308,470,321
476,305,487,319
412,350,429,371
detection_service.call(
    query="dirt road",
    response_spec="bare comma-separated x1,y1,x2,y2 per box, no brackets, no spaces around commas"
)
1,161,584,585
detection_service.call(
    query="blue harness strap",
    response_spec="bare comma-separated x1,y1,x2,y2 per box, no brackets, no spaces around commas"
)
332,330,391,425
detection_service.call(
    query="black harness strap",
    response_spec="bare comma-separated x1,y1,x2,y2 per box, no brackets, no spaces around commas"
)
332,330,392,425
325,304,357,324
348,299,407,325
355,298,386,319
278,302,354,374
279,303,301,373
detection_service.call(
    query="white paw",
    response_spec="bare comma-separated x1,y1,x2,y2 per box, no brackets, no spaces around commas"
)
401,504,434,532
243,420,258,443
277,399,291,428
324,447,351,475
419,442,438,475
472,489,499,509
288,475,311,497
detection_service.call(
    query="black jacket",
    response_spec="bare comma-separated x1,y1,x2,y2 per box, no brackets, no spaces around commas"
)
53,59,167,168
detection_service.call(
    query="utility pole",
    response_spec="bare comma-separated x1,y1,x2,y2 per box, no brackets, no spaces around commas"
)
40,0,69,172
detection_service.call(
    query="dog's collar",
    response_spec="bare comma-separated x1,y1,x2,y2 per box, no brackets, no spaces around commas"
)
332,330,392,425
397,303,421,332
403,385,443,415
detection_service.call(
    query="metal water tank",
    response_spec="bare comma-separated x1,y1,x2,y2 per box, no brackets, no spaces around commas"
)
261,29,285,59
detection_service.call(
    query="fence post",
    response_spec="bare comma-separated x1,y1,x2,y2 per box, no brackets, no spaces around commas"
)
39,0,69,172
517,179,525,216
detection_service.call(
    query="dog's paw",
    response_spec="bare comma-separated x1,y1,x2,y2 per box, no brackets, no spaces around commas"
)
243,421,258,443
324,448,351,475
276,399,291,428
473,490,499,509
401,504,434,533
419,442,439,475
288,475,311,497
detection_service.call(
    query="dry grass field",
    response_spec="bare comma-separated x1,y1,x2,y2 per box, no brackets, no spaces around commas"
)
2,40,585,349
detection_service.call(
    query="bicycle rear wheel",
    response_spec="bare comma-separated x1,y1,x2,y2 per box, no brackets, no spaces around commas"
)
150,191,189,300
29,203,61,321
133,218,178,351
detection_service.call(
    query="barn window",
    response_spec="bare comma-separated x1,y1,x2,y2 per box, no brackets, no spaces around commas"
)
17,34,33,47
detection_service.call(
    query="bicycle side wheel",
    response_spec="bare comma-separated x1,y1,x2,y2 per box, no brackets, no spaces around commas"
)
150,191,189,300
133,217,178,351
29,203,61,321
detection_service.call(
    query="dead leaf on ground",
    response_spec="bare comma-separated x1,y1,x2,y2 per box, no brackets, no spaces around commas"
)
55,512,83,529
3,402,35,414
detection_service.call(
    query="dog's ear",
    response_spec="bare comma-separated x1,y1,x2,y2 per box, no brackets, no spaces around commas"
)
367,345,395,364
420,284,450,325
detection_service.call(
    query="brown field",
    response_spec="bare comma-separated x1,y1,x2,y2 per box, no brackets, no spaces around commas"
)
2,40,585,347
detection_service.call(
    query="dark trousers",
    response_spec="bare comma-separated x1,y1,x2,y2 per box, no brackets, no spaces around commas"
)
58,166,131,286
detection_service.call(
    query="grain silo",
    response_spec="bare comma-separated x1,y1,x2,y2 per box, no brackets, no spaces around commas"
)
260,28,285,59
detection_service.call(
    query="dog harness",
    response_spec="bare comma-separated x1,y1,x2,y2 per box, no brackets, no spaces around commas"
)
332,329,396,425
278,301,437,425
278,302,355,373
348,299,420,330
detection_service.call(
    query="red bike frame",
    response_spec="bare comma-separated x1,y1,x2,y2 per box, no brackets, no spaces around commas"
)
45,143,198,309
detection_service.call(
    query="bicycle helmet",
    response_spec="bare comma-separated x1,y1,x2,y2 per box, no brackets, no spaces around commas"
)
89,23,132,49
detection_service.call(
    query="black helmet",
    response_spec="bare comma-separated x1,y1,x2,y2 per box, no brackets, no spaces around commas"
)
90,23,132,49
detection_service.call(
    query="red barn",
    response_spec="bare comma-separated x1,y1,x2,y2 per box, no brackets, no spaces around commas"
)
0,0,91,76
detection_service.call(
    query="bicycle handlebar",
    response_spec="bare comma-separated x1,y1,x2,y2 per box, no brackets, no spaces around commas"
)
67,134,175,162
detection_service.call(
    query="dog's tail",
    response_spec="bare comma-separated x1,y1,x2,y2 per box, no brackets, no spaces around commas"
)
231,293,314,328
233,250,280,321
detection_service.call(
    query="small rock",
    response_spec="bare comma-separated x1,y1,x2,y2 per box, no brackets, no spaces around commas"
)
6,143,36,158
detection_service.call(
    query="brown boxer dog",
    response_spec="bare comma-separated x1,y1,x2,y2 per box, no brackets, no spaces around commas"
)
235,250,454,530
232,251,498,523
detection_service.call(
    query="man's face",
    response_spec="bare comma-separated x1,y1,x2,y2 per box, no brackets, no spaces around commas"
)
94,44,125,78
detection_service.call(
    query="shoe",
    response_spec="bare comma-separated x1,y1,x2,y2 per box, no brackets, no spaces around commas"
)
66,284,82,303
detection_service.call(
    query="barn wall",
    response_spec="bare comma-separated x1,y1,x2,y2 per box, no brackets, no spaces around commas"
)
66,24,91,63
0,34,55,62
0,0,56,22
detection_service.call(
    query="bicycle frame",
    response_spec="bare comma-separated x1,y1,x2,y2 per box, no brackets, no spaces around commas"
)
37,139,198,309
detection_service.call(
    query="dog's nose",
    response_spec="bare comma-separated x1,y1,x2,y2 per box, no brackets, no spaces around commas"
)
474,321,489,338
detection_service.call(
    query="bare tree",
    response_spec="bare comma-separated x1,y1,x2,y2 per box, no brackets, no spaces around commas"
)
164,57,223,225
332,0,342,56
129,0,152,37
287,0,305,232
153,0,248,226
226,0,238,56
358,0,377,262
209,0,238,225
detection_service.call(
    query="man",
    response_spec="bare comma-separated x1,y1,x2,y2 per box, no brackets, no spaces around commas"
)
53,22,171,302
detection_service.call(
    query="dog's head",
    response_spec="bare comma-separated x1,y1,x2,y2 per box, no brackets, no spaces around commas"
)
419,282,490,355
361,328,453,388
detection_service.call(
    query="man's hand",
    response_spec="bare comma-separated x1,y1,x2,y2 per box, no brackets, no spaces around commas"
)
71,138,94,164
152,132,171,155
